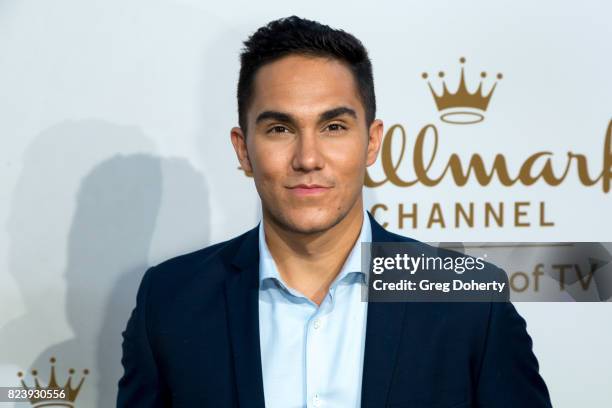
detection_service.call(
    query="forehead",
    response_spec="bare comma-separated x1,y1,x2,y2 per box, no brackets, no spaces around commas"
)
249,54,363,121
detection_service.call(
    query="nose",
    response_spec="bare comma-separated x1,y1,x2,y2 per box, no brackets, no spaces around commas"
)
291,131,325,172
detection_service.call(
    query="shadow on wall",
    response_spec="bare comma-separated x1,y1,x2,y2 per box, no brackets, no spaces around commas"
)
0,119,210,407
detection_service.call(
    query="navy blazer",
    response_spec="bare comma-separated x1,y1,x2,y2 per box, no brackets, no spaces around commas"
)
117,211,552,407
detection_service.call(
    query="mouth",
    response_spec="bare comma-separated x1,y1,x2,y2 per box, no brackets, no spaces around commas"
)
287,184,332,196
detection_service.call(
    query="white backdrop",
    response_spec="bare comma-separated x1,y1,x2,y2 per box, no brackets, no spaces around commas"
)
0,0,610,406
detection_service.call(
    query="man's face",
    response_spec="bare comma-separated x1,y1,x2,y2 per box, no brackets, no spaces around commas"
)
231,54,382,234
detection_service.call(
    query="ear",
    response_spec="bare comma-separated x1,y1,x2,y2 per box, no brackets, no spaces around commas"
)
230,126,253,176
366,119,383,166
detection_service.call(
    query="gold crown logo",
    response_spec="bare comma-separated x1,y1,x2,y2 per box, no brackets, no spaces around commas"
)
17,357,89,407
422,57,502,124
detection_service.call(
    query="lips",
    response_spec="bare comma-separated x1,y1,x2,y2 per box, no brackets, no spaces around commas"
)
291,184,328,189
287,184,331,196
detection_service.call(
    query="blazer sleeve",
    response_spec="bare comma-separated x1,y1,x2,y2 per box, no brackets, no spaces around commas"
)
476,300,553,407
117,266,170,407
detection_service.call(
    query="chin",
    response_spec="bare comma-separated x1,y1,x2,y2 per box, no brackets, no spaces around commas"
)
280,206,345,234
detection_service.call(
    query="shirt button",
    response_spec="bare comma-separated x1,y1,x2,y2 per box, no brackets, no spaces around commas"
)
313,394,321,407
313,318,321,330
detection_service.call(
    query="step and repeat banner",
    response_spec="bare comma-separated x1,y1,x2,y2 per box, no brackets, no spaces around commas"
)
0,1,610,407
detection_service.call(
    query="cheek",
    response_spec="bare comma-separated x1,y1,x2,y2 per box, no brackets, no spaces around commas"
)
251,155,290,203
251,144,287,179
327,144,367,179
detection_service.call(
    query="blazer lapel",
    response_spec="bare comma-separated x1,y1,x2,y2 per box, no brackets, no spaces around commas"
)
225,224,266,408
361,212,409,408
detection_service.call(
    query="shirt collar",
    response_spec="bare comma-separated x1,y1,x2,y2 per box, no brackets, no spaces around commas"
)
258,210,372,287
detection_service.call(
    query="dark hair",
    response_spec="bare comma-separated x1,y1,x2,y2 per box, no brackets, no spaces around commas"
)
237,15,376,134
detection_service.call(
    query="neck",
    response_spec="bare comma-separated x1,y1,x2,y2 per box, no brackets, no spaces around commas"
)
262,200,365,305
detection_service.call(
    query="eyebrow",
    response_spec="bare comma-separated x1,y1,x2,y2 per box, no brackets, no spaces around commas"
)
255,106,357,126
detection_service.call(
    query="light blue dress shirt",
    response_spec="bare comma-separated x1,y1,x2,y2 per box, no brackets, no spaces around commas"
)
258,211,371,408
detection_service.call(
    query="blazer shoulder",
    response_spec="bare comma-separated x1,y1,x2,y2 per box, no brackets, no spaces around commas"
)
148,225,257,283
385,229,420,243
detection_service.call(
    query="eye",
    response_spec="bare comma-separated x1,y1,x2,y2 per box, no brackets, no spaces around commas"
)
268,125,290,134
324,123,347,133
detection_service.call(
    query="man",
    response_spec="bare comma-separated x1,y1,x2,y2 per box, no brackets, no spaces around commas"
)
117,16,552,407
